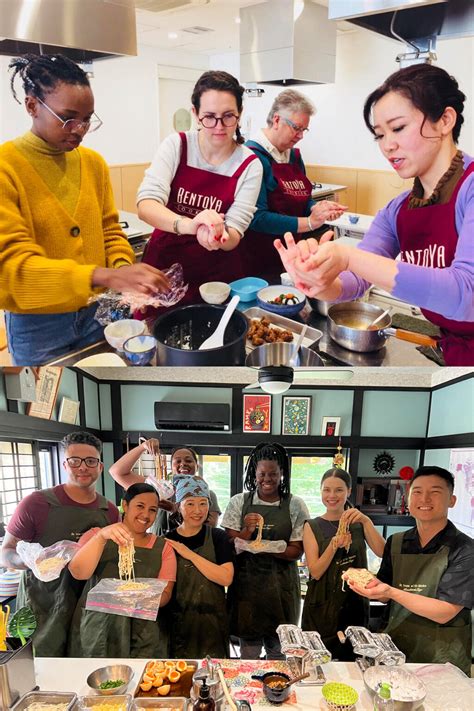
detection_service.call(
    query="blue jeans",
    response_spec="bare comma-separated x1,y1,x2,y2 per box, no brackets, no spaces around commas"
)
5,304,104,365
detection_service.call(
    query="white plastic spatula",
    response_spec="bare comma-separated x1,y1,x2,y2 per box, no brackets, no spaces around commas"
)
289,324,308,367
198,295,240,350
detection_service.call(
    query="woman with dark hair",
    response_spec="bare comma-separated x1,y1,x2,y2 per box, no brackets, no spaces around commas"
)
276,64,474,365
165,476,234,658
222,442,309,659
0,54,168,365
301,468,385,659
108,439,221,531
68,483,176,658
136,70,263,318
242,89,346,281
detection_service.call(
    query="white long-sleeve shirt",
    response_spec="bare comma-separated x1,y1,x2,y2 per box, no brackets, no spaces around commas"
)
137,130,263,236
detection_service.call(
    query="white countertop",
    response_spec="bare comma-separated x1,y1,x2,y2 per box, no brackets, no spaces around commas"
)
33,658,471,710
326,213,374,232
118,211,153,239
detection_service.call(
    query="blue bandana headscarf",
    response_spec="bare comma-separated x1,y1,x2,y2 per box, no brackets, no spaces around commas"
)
174,475,210,503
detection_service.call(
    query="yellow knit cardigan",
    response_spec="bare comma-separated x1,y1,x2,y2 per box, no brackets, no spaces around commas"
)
0,142,135,314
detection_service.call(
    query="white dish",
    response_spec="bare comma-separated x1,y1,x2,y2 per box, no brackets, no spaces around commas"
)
74,353,126,367
104,319,146,351
199,281,230,304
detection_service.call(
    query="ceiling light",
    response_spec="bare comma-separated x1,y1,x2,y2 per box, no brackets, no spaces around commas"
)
168,32,178,39
258,366,293,395
235,16,241,24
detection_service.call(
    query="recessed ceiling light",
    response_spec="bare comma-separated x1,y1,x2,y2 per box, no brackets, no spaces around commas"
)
235,16,241,24
168,32,178,39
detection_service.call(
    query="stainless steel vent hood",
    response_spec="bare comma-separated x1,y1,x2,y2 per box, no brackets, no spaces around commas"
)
240,0,336,86
0,0,137,61
328,0,473,66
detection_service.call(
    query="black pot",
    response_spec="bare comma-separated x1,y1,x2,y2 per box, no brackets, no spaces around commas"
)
251,672,291,704
153,304,248,366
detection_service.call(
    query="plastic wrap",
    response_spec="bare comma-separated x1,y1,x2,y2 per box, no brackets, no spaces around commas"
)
414,663,473,711
85,578,167,620
17,540,80,582
92,263,188,326
144,475,174,501
234,538,287,555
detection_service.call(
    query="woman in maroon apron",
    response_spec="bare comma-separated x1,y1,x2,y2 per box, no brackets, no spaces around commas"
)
242,89,346,282
275,65,474,366
135,71,262,323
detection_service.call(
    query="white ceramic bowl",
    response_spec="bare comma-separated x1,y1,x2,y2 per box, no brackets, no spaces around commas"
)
199,281,231,305
104,319,146,351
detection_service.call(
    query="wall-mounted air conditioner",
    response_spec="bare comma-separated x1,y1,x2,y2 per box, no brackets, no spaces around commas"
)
154,402,231,432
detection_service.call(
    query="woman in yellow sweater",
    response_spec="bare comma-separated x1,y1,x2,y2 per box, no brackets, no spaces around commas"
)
0,54,169,365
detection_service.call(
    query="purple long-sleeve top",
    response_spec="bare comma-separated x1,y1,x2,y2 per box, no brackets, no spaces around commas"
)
338,153,474,322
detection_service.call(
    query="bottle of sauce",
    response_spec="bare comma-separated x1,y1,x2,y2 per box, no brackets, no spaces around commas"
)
193,677,215,711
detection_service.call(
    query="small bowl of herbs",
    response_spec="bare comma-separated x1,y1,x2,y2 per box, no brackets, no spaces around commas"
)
87,665,133,695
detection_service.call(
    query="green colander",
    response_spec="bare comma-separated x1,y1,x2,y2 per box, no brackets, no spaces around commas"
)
322,682,359,710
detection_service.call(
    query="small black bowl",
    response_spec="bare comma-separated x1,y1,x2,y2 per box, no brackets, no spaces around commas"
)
251,672,291,703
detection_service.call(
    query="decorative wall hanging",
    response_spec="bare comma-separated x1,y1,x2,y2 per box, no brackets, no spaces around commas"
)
321,416,341,437
243,394,271,433
282,396,311,435
26,367,62,420
373,451,395,475
333,437,345,468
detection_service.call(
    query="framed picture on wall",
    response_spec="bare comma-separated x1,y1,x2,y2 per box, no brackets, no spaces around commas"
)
58,397,80,425
27,366,62,420
243,394,271,433
321,416,341,437
282,396,311,435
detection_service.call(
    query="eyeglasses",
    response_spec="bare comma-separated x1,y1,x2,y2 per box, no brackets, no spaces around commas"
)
36,97,103,133
199,113,239,128
66,456,101,468
283,117,309,134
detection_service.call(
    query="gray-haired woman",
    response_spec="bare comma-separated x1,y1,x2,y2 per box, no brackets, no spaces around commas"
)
241,88,346,281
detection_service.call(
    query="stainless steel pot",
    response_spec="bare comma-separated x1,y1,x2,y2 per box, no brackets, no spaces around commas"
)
308,297,330,317
246,341,324,367
327,302,438,353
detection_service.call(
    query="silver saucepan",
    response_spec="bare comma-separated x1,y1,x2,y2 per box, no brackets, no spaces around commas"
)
327,302,438,353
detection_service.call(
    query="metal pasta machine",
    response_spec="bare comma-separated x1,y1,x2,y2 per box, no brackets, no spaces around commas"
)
276,624,331,686
339,626,405,672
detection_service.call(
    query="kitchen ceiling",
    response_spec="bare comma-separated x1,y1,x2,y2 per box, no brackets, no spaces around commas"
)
74,366,472,389
135,0,347,55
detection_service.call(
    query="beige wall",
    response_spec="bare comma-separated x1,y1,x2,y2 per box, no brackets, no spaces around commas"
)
111,161,411,216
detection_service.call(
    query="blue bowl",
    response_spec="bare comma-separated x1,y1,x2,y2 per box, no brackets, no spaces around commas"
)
228,276,268,302
256,285,306,318
348,214,360,224
123,335,157,366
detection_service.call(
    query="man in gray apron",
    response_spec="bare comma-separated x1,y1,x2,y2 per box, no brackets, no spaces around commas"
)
0,431,119,656
347,466,472,676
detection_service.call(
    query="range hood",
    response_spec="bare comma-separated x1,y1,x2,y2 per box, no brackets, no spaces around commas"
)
240,0,336,86
0,0,137,62
328,0,474,66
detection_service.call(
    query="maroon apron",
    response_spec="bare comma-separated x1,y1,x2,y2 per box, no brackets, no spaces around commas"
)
140,132,256,322
241,145,313,281
397,162,474,366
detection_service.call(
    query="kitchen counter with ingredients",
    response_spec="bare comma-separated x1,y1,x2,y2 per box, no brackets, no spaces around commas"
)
30,657,471,710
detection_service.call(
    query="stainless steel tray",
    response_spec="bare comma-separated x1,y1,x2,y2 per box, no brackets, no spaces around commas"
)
11,691,77,711
244,307,322,353
78,695,133,711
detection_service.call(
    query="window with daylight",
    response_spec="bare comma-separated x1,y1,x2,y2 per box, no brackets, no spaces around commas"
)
0,441,40,524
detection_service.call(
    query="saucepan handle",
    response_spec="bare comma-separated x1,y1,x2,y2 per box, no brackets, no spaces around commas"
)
386,328,438,348
250,674,265,681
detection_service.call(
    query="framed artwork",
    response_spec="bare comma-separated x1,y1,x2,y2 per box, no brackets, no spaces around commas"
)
27,366,62,420
321,416,341,437
58,397,80,425
243,394,271,433
282,396,311,435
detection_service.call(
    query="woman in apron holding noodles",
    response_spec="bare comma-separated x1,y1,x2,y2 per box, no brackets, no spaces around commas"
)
301,468,385,660
165,476,234,659
275,64,474,366
136,70,263,322
241,89,346,282
222,443,309,660
68,483,176,658
346,466,472,676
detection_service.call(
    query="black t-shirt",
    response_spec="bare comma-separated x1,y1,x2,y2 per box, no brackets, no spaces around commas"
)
378,520,473,609
166,525,234,565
